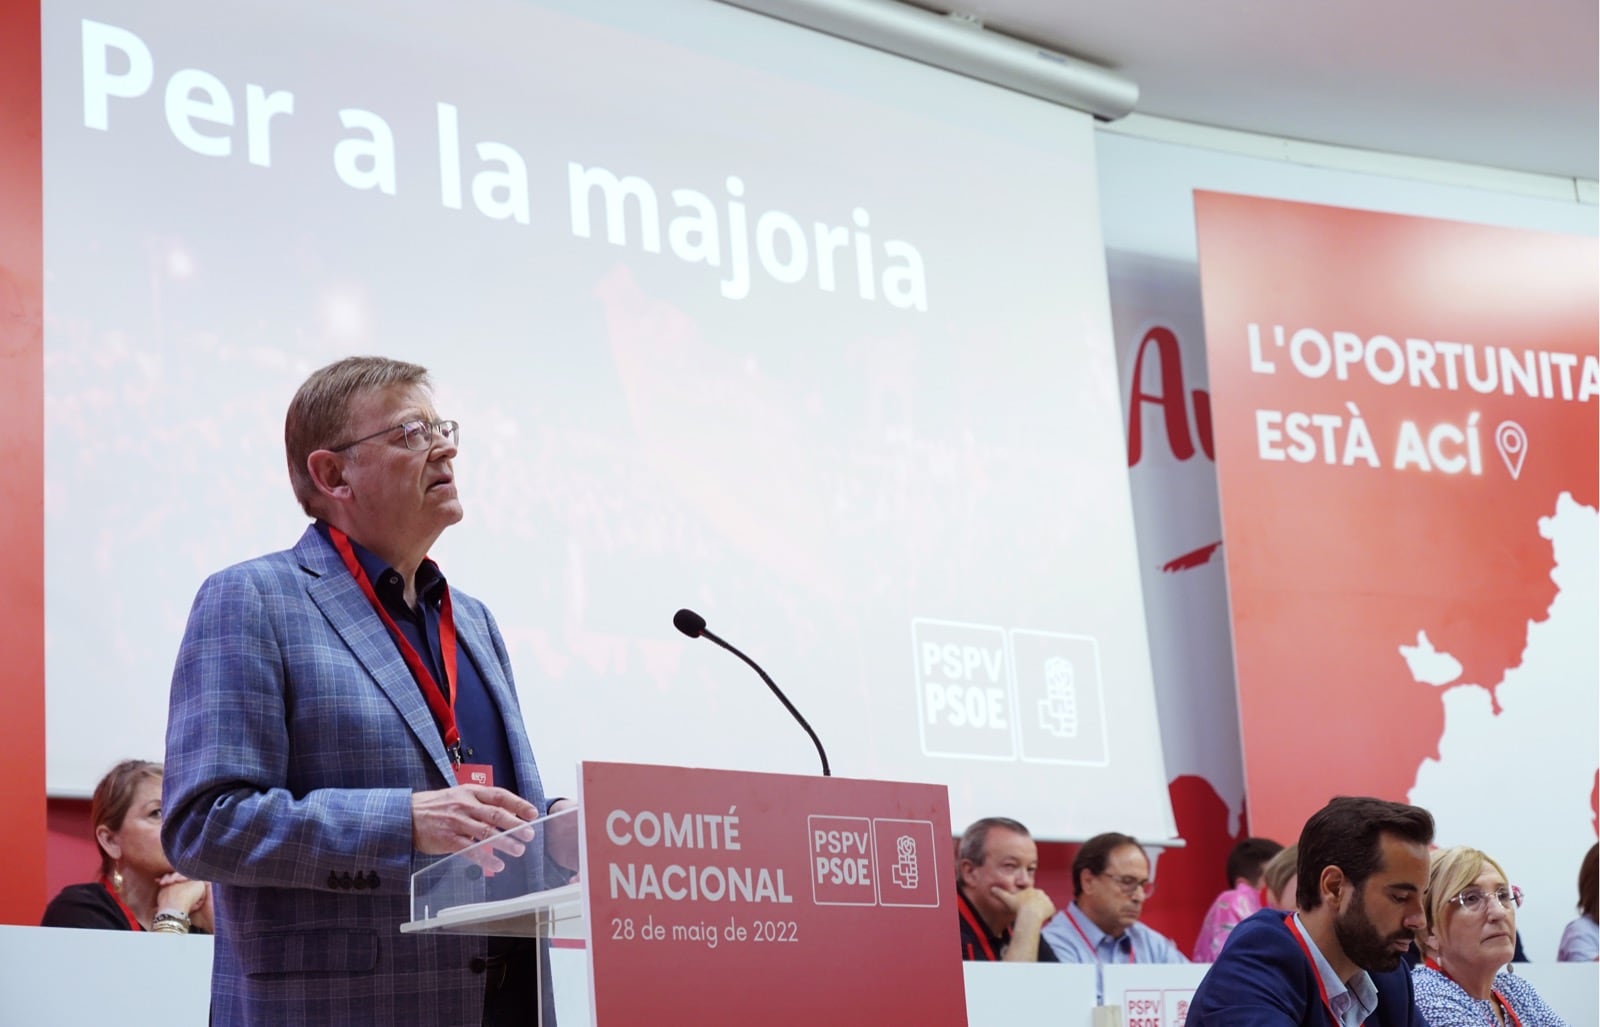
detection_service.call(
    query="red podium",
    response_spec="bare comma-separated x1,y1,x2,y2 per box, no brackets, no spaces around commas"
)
404,762,967,1025
579,761,967,1025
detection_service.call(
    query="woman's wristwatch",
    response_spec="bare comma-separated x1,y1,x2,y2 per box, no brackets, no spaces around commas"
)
151,908,192,935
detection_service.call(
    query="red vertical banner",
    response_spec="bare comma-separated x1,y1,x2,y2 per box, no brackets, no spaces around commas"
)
0,0,46,926
581,762,966,1026
1195,192,1598,956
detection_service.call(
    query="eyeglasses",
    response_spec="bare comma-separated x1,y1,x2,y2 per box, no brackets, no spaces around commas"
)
328,419,459,453
1098,872,1155,897
1449,886,1523,914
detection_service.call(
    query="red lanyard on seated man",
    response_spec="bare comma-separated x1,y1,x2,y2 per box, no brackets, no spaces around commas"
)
1285,916,1359,1027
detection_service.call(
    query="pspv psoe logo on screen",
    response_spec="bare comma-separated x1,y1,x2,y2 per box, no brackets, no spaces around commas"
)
1011,630,1108,765
910,619,1018,760
807,815,940,908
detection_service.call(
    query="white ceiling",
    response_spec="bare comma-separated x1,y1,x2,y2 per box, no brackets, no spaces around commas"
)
914,0,1599,181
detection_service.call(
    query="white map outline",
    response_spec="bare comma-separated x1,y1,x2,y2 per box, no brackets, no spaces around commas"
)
1406,492,1599,963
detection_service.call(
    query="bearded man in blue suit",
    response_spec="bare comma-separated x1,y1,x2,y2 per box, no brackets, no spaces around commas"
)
1187,797,1433,1027
164,356,567,1026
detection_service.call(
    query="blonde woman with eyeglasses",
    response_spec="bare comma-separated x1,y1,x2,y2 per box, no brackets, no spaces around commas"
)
1412,846,1567,1027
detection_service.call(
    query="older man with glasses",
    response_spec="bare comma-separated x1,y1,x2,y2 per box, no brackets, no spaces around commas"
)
1042,831,1188,1000
162,356,570,1027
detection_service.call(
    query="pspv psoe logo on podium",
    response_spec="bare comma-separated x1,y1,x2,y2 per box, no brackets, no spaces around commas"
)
807,814,940,908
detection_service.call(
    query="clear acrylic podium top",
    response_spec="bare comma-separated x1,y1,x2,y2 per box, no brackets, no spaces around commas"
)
401,804,584,939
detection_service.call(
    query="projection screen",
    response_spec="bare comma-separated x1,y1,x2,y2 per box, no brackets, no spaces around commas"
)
41,0,1174,841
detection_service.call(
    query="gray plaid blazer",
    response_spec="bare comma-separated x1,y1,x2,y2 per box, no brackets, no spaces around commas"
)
163,526,552,1026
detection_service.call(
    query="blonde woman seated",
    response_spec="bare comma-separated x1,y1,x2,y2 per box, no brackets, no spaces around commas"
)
41,759,213,935
1259,843,1298,911
1412,846,1566,1027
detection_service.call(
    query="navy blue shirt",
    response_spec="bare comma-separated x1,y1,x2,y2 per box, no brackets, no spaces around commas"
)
317,523,517,794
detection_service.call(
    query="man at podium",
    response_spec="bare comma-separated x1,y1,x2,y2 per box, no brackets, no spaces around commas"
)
163,356,562,1026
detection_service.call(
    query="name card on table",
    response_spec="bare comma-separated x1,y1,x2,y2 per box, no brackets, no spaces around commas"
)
1104,962,1210,1027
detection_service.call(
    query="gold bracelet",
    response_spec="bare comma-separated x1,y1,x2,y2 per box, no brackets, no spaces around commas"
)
150,920,188,935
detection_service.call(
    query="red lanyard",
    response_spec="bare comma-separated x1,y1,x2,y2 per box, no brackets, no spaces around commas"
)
1066,904,1135,964
329,526,463,763
100,875,143,931
958,890,1000,960
1285,915,1361,1027
1424,958,1525,1027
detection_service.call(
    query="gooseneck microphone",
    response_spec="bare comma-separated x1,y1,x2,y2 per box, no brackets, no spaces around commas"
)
673,608,831,777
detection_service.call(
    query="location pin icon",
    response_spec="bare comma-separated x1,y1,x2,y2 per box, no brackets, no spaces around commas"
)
1495,421,1528,479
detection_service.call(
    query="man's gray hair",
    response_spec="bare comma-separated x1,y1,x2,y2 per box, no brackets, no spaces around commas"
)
284,355,431,516
958,817,1032,866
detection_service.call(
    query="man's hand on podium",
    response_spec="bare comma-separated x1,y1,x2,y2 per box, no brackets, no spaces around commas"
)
412,784,540,871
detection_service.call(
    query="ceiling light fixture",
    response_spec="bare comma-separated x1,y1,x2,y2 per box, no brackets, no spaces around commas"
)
715,0,1138,121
